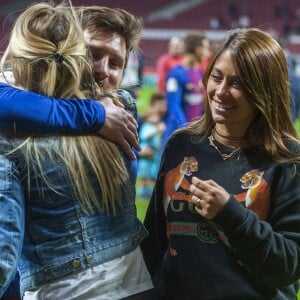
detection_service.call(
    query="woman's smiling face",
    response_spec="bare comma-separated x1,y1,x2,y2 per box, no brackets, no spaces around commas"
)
207,50,257,133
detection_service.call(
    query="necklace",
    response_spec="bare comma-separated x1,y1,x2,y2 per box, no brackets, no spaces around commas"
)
214,127,245,141
208,133,240,160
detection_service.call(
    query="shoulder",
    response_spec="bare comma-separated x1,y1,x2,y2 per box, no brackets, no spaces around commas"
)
164,132,193,150
166,67,187,92
0,82,13,90
285,139,300,153
157,53,168,63
0,82,31,98
283,139,300,165
167,65,185,78
117,89,137,120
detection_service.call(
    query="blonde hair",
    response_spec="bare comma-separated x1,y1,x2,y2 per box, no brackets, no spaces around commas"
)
0,2,128,214
176,28,300,164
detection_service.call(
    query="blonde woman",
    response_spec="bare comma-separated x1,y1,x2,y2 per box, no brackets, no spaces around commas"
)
0,2,153,299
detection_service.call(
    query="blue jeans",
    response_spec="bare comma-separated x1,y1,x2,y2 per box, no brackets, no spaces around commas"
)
1,271,20,300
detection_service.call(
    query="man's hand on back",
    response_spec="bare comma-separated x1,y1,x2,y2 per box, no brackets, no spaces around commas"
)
98,97,140,160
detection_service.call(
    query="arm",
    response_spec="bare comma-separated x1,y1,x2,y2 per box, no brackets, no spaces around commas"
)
0,148,25,297
0,83,139,160
213,164,300,289
141,142,170,286
141,176,168,295
0,83,104,133
100,90,140,160
165,69,187,126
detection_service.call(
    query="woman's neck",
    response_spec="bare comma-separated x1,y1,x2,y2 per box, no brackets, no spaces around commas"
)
213,125,262,148
213,127,245,148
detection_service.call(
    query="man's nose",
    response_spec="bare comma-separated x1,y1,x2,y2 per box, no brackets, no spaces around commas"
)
93,57,109,79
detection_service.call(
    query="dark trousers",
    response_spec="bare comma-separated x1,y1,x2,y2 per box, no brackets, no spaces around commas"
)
122,288,158,300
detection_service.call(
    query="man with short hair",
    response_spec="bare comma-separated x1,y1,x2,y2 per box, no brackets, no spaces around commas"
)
80,6,143,91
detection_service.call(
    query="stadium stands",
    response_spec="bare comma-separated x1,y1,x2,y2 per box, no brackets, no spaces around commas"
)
1,0,300,66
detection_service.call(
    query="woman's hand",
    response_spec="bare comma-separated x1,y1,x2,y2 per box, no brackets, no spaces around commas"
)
190,176,230,219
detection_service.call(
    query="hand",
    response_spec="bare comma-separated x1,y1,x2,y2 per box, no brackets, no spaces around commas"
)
98,97,141,160
139,145,155,158
157,122,166,134
190,176,230,219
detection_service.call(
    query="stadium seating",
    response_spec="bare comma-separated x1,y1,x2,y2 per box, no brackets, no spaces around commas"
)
1,0,300,66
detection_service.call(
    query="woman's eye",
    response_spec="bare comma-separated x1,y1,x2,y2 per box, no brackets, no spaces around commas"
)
232,80,241,89
211,74,221,81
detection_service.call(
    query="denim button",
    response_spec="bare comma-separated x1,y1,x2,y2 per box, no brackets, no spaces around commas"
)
71,259,81,268
132,236,140,246
87,255,93,263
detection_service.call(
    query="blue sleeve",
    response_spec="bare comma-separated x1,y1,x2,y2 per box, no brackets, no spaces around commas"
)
162,67,188,150
0,83,105,133
165,67,187,126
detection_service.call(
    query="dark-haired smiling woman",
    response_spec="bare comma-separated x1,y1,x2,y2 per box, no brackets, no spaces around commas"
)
142,28,300,299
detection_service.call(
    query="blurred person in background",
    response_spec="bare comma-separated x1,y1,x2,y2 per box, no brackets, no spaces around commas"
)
286,53,300,124
142,28,300,300
137,92,167,199
281,46,300,136
162,31,210,149
156,36,184,93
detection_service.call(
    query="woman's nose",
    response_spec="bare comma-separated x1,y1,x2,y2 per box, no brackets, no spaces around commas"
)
215,81,228,96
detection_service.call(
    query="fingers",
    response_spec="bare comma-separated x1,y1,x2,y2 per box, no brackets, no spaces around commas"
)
126,111,138,128
114,112,140,159
191,195,205,216
191,195,202,208
191,176,210,189
101,95,123,108
126,115,139,143
122,128,140,154
123,112,140,152
190,177,230,219
191,194,216,219
97,99,141,160
119,140,137,161
190,182,204,199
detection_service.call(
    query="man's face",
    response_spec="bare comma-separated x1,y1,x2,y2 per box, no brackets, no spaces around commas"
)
84,29,127,90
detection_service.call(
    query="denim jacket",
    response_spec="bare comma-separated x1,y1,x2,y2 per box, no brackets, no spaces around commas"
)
0,134,148,296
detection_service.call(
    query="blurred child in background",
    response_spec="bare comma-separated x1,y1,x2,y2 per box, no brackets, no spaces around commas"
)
138,93,167,199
